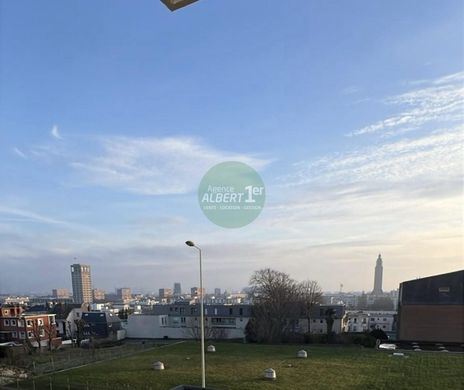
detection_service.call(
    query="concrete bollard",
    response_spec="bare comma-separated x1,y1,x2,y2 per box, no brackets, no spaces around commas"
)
153,361,165,370
207,345,216,353
264,368,276,380
297,350,308,358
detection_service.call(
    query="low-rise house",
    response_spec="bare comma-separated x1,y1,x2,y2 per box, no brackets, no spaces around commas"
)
0,305,61,349
81,312,125,341
299,304,345,335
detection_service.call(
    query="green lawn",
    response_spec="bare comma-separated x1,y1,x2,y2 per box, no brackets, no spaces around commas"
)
21,342,464,389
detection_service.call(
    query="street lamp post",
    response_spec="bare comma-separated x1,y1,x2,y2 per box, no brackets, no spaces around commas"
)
185,240,206,389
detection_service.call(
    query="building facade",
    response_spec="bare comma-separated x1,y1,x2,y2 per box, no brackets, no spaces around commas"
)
127,303,251,339
52,288,70,299
343,311,396,333
0,306,61,348
159,288,173,300
173,283,182,297
397,270,464,343
71,264,93,304
116,288,131,301
93,289,106,301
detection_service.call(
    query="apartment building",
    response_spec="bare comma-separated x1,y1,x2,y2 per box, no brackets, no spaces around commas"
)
0,305,61,349
127,303,251,339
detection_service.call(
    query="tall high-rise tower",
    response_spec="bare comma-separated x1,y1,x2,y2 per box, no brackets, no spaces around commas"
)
373,254,383,295
71,264,93,304
173,282,182,297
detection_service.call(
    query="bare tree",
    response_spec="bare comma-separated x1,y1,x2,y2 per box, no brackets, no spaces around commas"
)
43,320,57,352
248,268,301,343
298,280,323,334
183,320,227,340
29,319,43,353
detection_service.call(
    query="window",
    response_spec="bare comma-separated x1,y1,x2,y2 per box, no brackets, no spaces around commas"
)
383,318,387,321
239,308,243,316
19,332,25,339
26,320,32,327
214,308,218,315
320,320,323,323
12,331,17,338
18,320,24,327
3,310,8,315
4,319,9,326
38,319,44,326
27,331,33,338
11,319,17,326
229,308,233,315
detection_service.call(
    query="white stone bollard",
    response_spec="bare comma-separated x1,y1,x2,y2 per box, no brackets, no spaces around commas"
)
297,350,308,358
264,368,276,380
153,361,165,370
207,345,216,353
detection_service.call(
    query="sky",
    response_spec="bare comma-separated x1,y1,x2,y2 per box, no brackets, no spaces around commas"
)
0,0,463,295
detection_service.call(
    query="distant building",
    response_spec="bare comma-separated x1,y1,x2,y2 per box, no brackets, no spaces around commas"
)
173,283,182,297
214,288,221,297
299,304,345,335
159,288,173,300
71,264,93,304
116,288,131,301
372,254,383,295
343,311,396,334
397,270,464,343
81,312,125,340
191,287,205,298
93,289,106,301
52,288,69,299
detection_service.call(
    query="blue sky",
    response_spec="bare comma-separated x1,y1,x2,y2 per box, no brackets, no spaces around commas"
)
0,0,463,295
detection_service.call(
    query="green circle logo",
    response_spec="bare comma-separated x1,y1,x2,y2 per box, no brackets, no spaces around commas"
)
198,161,266,228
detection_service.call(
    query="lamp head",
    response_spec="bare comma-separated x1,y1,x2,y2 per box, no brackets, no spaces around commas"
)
185,241,195,247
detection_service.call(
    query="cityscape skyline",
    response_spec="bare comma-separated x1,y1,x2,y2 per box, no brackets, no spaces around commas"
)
3,255,400,297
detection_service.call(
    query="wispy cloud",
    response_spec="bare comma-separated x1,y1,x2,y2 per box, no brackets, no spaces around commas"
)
0,206,70,226
341,86,361,95
347,72,464,137
284,127,463,187
70,136,270,195
13,147,27,159
50,125,63,140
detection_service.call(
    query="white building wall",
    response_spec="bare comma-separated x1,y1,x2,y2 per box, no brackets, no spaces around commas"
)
127,314,248,339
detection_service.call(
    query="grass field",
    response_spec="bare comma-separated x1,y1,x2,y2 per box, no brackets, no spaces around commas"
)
17,341,464,389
